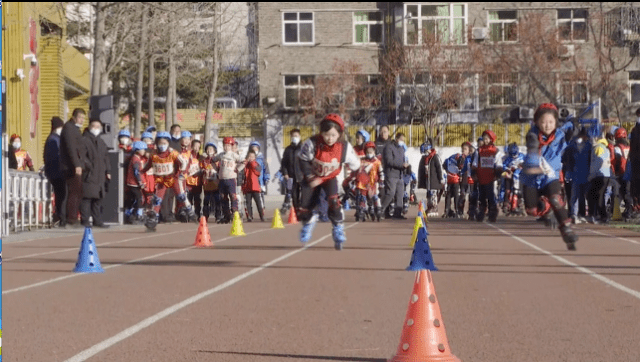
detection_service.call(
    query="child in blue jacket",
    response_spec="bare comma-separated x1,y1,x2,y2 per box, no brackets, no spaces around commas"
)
521,103,578,250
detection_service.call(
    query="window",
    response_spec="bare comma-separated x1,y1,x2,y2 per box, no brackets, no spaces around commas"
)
355,75,382,107
284,75,315,108
488,11,517,42
559,74,588,104
557,9,588,41
354,11,383,44
404,3,467,45
283,12,314,44
630,71,640,103
398,72,477,111
487,73,517,106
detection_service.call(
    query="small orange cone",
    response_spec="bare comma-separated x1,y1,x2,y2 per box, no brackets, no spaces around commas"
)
389,270,461,362
194,216,213,247
288,207,299,224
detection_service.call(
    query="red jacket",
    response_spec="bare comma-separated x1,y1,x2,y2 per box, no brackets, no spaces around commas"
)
242,160,261,193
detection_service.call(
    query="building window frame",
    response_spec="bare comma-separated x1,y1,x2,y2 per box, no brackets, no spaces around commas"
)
353,11,384,45
488,10,518,43
283,75,315,109
557,73,589,105
629,71,640,104
557,8,589,42
403,3,468,46
398,71,477,111
282,12,314,45
486,73,518,107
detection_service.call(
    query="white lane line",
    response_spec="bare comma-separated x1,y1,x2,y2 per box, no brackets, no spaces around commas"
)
63,223,357,362
3,225,268,296
487,223,640,301
5,226,220,262
582,228,640,245
3,225,136,244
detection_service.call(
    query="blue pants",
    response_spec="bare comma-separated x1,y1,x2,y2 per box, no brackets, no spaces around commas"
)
218,179,238,218
478,182,498,218
570,182,588,218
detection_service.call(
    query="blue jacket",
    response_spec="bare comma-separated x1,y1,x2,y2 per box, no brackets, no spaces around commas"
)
564,139,592,185
623,157,632,182
522,121,574,189
589,139,612,180
461,153,474,183
44,132,64,180
255,152,270,187
502,152,525,181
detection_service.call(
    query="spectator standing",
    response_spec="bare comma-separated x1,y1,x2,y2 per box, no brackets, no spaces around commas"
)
280,128,302,212
43,117,66,227
630,108,640,212
8,134,35,171
375,125,391,155
380,133,409,219
60,108,87,227
80,119,111,228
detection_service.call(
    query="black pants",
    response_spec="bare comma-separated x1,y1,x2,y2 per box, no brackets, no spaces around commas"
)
631,178,640,208
160,187,175,222
297,178,342,226
523,180,569,224
587,176,617,221
478,182,498,220
380,177,404,216
80,197,104,227
203,190,221,220
444,183,460,215
187,185,202,218
131,187,144,215
49,178,67,225
244,191,264,220
66,174,82,225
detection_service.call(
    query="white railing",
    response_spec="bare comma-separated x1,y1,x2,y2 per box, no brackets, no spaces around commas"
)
1,169,54,236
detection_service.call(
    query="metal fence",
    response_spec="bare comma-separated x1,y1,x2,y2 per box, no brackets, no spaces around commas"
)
1,169,54,236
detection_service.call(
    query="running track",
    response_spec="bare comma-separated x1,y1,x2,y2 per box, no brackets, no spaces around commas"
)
4,213,640,361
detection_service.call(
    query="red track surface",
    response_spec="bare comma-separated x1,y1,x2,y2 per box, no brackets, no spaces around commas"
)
4,213,640,362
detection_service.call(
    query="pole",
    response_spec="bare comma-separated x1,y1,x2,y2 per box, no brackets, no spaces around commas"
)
0,3,5,358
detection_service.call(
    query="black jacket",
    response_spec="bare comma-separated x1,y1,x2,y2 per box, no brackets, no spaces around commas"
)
382,141,406,180
44,132,64,180
60,119,87,178
418,151,444,190
81,130,111,199
280,142,300,180
375,137,389,156
630,124,640,180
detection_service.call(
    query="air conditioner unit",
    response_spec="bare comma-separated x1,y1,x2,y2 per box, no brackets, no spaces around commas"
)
559,44,575,58
472,27,488,40
519,106,534,120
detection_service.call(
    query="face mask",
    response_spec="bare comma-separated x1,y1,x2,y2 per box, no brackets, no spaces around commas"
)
90,128,101,137
172,133,181,139
397,141,405,147
157,144,168,152
120,138,130,145
576,138,583,144
144,140,153,145
292,137,300,145
207,151,215,157
12,142,21,149
366,153,375,159
55,128,62,136
75,123,83,128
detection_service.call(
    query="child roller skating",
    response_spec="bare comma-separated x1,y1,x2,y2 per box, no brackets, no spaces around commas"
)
501,142,525,216
213,137,246,224
521,103,579,251
471,130,503,223
296,114,361,250
354,141,384,222
417,140,444,217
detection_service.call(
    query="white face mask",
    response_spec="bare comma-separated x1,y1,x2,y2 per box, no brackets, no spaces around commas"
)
172,133,181,139
120,138,130,145
366,153,375,159
207,151,215,157
576,138,584,144
55,127,62,136
157,144,168,152
75,122,83,128
12,141,21,149
144,139,153,145
397,141,405,147
90,128,101,137
291,136,301,145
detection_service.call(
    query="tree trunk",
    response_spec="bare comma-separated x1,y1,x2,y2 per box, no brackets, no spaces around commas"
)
165,11,176,130
204,4,220,143
134,5,148,138
91,2,106,96
148,55,155,128
165,82,173,131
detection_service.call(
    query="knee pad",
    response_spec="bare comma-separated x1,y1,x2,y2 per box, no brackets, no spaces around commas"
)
328,195,342,212
526,207,540,216
549,194,565,210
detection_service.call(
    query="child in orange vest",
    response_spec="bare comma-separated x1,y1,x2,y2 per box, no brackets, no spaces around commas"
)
471,130,503,222
201,142,221,222
9,134,35,171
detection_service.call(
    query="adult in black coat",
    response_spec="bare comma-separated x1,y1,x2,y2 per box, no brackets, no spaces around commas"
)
60,108,87,226
630,108,640,206
417,139,444,213
380,133,409,219
44,116,67,226
375,125,391,155
280,128,302,210
80,119,112,228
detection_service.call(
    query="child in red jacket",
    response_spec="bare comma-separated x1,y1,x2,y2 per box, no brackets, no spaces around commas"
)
242,149,264,222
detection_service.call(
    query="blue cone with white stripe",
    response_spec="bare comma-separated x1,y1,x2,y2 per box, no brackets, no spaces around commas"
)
406,227,438,271
73,227,105,273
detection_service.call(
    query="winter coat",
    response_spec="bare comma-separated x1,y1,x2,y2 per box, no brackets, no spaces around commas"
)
242,160,262,193
521,121,574,189
60,119,87,178
418,150,444,190
589,139,612,180
629,122,640,180
382,141,406,180
81,130,111,199
443,153,463,184
564,139,592,185
280,142,300,180
375,137,390,156
255,152,270,187
44,132,64,180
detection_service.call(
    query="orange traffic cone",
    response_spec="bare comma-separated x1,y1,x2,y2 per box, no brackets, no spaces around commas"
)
288,207,299,224
194,216,213,247
389,270,461,362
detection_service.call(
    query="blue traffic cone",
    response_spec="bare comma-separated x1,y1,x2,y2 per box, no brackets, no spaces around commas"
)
73,227,105,273
406,227,438,271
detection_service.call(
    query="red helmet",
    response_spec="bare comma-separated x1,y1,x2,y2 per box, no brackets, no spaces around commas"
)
482,130,496,143
223,137,235,145
364,141,376,151
10,134,20,143
321,113,344,132
537,103,558,112
614,127,627,140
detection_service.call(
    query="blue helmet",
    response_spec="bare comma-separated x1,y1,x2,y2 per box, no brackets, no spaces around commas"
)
204,142,217,152
478,137,484,143
181,130,192,139
156,131,171,140
118,129,131,138
145,125,156,133
141,131,153,140
420,142,432,154
508,142,519,157
356,129,370,143
132,141,147,151
249,141,261,149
